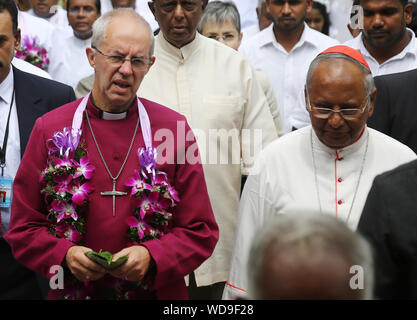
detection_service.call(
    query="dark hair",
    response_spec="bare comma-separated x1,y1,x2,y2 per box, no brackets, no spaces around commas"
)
311,1,330,35
66,0,101,14
0,0,18,36
359,0,408,7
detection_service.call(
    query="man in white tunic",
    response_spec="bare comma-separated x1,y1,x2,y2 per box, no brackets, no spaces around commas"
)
344,0,417,76
28,0,71,29
239,0,338,133
223,45,417,300
48,0,100,88
139,0,277,299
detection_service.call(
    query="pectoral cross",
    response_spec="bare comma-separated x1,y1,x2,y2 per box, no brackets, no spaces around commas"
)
101,179,127,217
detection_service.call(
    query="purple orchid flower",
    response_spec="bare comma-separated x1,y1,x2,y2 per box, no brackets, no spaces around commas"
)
138,147,157,179
73,156,95,180
71,181,94,205
126,216,147,240
125,169,152,195
46,127,82,158
52,200,78,222
136,192,160,219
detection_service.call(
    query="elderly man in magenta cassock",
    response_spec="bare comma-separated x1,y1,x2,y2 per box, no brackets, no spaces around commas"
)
5,8,218,300
223,45,417,300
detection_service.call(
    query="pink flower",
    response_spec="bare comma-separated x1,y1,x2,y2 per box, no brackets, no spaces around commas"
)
126,216,146,240
53,174,73,195
125,170,152,195
166,184,180,203
52,157,73,169
52,200,78,222
56,222,82,243
73,156,95,180
71,181,94,205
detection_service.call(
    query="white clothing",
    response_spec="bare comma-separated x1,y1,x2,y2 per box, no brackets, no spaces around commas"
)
0,70,21,236
208,0,257,30
242,24,260,43
344,29,417,76
27,6,70,30
18,11,55,55
139,32,278,286
12,57,52,79
48,35,92,89
100,0,159,31
256,70,283,137
223,125,417,300
329,0,354,43
239,23,338,133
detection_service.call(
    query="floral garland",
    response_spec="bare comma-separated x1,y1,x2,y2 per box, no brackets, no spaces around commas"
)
15,35,50,71
40,127,179,299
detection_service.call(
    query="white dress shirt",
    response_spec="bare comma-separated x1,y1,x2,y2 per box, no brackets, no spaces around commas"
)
344,29,417,76
48,35,93,89
239,23,338,133
139,32,278,287
223,125,417,300
0,69,21,236
12,57,52,79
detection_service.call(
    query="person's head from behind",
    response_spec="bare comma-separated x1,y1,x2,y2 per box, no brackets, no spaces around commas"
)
149,0,208,49
197,1,242,50
305,46,376,150
0,0,20,83
29,0,58,18
348,0,361,38
248,214,374,299
266,0,313,34
305,1,329,35
86,8,155,113
359,0,413,49
67,0,101,39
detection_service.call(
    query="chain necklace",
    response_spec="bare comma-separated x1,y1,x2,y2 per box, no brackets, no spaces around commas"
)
85,109,140,217
310,128,369,223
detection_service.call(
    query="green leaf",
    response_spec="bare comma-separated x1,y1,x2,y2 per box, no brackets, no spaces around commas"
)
85,251,128,270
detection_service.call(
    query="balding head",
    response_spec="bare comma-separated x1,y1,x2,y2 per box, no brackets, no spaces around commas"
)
248,214,374,299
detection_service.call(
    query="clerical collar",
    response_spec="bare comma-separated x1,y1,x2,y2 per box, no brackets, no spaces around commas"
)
89,95,134,120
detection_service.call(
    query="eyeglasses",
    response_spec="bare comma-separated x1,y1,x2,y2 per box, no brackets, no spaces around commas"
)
92,46,152,71
306,88,370,120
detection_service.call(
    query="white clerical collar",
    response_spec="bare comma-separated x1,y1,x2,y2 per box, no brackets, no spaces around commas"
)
101,111,128,120
311,125,368,157
0,68,14,105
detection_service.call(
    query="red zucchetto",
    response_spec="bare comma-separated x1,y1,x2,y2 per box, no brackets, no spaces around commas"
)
319,45,371,71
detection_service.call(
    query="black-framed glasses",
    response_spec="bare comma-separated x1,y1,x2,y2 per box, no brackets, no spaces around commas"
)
306,87,370,120
92,46,152,71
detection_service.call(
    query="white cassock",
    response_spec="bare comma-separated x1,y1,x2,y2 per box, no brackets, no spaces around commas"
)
139,32,278,288
100,0,159,31
48,35,92,89
17,10,55,54
223,125,417,300
27,6,71,29
11,57,52,79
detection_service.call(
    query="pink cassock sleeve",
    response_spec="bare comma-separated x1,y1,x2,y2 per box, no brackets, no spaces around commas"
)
140,120,219,291
5,117,75,279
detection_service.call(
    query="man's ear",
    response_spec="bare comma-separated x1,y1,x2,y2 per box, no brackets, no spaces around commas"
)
306,0,313,14
14,28,21,50
86,47,95,68
404,3,414,25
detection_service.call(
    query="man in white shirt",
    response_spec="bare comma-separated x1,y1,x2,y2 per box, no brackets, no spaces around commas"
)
239,0,338,133
28,0,71,29
48,0,100,88
223,45,416,300
140,0,277,300
344,0,416,76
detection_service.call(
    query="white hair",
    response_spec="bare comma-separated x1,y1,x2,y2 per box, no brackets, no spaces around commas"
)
248,214,374,300
91,8,155,57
